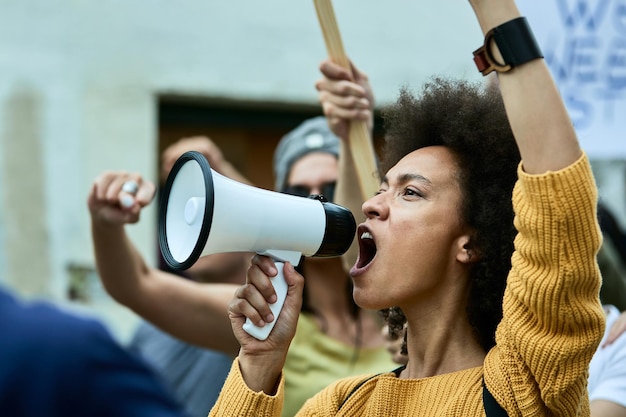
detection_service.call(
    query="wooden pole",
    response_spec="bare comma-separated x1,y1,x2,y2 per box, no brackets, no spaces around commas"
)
313,0,381,200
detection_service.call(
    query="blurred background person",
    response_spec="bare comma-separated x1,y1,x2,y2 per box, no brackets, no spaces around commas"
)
597,203,626,312
589,305,626,417
0,283,187,417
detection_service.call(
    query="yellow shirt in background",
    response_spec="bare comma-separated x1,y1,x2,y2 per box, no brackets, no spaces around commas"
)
282,313,397,417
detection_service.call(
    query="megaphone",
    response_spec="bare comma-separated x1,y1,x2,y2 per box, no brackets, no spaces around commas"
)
158,151,356,340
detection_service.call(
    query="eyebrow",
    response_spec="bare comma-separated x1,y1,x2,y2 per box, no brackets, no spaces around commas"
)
382,173,433,187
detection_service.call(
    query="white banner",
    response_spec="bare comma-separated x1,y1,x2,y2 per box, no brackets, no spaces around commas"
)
518,0,626,158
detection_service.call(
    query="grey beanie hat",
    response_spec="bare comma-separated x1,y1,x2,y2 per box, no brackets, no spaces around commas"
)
273,116,340,192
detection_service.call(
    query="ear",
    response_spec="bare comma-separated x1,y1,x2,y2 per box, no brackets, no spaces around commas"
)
455,232,482,265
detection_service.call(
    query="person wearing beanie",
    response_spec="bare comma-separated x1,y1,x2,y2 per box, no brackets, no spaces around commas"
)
89,117,396,417
273,116,340,194
273,115,366,271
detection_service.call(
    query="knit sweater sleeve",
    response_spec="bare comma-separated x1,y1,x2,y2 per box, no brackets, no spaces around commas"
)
484,154,606,417
208,357,370,417
208,358,284,417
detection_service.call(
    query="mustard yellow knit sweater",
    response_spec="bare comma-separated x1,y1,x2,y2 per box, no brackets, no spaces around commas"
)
209,154,606,417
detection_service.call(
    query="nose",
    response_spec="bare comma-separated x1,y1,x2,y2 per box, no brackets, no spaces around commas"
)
362,192,387,219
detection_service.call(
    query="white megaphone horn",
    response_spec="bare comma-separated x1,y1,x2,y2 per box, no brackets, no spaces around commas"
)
158,151,356,340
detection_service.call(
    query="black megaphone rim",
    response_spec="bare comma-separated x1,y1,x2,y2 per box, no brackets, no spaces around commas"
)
158,151,214,271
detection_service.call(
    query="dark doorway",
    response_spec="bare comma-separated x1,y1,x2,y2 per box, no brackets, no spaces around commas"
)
159,97,324,190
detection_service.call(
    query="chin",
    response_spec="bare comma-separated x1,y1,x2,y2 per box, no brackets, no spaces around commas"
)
353,289,389,311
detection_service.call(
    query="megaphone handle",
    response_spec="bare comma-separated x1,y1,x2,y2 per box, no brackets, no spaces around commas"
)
242,261,288,340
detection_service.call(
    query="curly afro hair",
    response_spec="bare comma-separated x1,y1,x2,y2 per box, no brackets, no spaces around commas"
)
378,77,520,352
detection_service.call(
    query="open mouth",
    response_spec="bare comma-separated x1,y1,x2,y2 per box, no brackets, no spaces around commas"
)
355,225,377,270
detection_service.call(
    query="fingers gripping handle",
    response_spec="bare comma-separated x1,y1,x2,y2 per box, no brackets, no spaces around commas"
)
242,262,289,340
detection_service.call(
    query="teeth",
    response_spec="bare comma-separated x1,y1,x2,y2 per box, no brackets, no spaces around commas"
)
361,231,373,240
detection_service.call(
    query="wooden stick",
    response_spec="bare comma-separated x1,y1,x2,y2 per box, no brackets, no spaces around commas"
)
313,0,380,201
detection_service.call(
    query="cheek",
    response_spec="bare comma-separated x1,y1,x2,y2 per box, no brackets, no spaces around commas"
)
387,219,440,257
394,208,463,250
384,220,462,287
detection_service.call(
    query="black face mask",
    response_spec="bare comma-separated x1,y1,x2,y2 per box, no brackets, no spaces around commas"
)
282,181,336,203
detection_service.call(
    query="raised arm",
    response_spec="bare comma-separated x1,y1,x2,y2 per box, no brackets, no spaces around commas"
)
88,171,242,355
316,60,376,269
471,1,605,415
468,0,581,173
88,136,255,356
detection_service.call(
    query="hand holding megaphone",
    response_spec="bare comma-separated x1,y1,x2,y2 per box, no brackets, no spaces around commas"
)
158,151,356,340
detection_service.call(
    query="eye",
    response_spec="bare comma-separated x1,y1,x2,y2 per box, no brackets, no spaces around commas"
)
404,187,424,198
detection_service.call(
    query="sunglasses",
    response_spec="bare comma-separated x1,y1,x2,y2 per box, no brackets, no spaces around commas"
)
282,181,336,202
